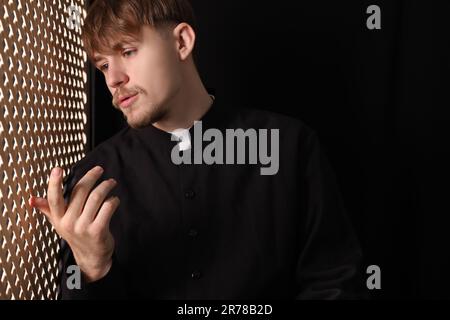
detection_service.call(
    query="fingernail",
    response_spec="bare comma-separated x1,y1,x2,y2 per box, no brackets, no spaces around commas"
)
95,166,104,173
29,196,40,207
52,167,61,177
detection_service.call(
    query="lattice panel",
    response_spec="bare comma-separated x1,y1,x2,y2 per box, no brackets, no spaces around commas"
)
0,0,88,300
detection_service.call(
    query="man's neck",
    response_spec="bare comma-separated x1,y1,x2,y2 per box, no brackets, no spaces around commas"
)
152,75,214,133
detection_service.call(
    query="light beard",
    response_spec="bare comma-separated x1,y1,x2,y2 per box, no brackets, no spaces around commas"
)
122,102,169,129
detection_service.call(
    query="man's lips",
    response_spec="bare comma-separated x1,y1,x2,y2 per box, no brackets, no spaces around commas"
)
118,93,139,108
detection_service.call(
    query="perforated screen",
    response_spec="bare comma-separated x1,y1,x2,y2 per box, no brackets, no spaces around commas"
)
0,0,88,300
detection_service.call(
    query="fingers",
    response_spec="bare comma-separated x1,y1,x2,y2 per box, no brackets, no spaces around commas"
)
47,167,65,220
65,166,104,222
77,178,117,227
29,196,51,218
31,165,118,238
92,196,120,231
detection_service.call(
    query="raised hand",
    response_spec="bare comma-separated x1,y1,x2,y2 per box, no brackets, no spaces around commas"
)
29,166,119,282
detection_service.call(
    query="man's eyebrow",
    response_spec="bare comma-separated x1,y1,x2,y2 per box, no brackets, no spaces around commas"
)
93,55,105,63
93,40,138,64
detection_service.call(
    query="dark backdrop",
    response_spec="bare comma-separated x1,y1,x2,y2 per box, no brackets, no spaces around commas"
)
88,0,450,299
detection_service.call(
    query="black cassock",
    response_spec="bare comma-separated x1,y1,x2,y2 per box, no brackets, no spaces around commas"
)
59,96,365,299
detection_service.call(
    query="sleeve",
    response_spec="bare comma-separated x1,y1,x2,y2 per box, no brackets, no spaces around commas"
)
57,164,129,300
294,130,367,300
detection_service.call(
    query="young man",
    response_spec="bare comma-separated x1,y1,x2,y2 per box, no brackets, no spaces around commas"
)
29,0,364,299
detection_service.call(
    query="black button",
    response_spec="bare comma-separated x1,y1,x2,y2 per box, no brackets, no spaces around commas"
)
191,270,202,279
188,228,198,237
184,189,195,199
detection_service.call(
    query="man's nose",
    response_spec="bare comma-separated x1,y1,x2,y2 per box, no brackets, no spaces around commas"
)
106,64,129,89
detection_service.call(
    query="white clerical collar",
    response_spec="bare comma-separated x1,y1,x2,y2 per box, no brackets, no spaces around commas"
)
169,94,215,151
169,128,191,151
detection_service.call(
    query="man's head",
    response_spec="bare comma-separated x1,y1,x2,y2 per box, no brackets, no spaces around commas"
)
82,0,198,129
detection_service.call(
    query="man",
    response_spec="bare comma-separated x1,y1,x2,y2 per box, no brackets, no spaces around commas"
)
29,0,364,299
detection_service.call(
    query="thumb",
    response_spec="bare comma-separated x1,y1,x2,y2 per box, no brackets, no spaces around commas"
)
29,195,51,218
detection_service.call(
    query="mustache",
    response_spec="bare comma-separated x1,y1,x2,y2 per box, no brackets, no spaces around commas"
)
112,88,143,108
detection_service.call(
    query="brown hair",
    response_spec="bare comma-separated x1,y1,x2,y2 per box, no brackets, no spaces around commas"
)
82,0,197,62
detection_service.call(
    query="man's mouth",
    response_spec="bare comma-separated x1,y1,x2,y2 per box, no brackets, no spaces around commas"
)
119,93,139,109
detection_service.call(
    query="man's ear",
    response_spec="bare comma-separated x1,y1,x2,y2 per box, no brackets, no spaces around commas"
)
173,22,196,61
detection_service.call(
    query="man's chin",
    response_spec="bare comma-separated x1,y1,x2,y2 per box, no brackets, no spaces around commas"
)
126,115,164,129
122,104,168,129
126,118,152,129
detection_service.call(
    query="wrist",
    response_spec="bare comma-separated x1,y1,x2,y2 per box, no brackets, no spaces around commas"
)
81,259,113,283
72,251,113,283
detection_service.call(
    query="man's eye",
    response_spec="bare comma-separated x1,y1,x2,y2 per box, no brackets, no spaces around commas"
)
123,50,136,57
100,63,108,71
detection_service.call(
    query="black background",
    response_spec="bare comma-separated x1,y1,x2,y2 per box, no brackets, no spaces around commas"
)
89,0,450,299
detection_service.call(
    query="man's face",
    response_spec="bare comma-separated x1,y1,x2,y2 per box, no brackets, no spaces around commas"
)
93,25,182,129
